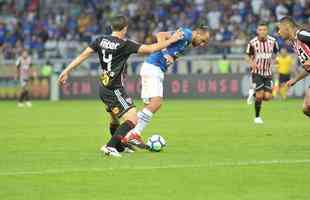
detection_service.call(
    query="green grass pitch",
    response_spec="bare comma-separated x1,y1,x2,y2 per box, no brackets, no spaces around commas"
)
1,99,310,200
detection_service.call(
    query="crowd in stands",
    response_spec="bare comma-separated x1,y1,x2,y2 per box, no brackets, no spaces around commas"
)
0,0,309,60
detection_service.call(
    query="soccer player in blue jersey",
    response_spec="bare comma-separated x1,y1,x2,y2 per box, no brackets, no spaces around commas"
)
123,25,210,144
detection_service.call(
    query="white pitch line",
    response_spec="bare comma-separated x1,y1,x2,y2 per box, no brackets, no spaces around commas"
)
1,159,310,176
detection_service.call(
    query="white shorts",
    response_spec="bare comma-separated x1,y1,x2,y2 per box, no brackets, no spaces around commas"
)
140,62,164,104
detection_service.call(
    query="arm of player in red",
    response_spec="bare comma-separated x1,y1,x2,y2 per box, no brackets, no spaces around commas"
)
286,60,310,87
137,29,183,54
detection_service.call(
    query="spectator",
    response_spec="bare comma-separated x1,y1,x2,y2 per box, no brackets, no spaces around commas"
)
217,54,231,74
275,3,289,21
41,60,53,77
0,0,309,59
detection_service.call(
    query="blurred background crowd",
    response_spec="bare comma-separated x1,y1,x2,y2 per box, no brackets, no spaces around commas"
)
0,0,309,60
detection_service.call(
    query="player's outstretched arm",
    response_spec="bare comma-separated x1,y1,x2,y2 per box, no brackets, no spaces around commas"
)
156,32,172,42
137,29,183,54
58,47,94,85
286,68,309,87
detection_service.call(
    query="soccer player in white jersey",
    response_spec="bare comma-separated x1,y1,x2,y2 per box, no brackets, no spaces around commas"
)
16,50,35,107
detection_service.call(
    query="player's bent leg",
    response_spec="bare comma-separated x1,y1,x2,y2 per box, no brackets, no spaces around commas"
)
121,107,138,125
247,74,254,104
24,83,32,107
128,97,162,146
302,89,310,117
107,112,130,153
18,88,26,107
126,62,164,149
132,97,161,136
102,108,138,157
18,82,28,107
263,91,272,101
145,96,162,113
247,88,255,105
135,66,163,136
108,112,120,136
121,108,147,148
255,90,264,102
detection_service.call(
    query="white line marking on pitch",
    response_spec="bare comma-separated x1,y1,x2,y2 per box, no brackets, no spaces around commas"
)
0,159,310,176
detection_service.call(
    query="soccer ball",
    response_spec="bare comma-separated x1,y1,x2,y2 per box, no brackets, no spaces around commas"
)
146,134,166,152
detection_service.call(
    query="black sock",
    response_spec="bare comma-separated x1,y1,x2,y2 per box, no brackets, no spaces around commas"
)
19,91,26,102
109,123,119,136
109,123,125,152
24,90,30,101
106,120,135,148
255,100,262,118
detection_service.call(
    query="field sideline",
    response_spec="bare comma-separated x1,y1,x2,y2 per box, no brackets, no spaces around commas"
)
1,99,309,200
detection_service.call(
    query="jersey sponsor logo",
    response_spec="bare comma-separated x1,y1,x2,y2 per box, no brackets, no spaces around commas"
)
112,107,120,115
100,73,110,86
99,39,120,50
255,52,273,59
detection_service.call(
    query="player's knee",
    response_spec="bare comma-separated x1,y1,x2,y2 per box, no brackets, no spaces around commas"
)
128,112,139,125
153,99,162,109
255,94,263,102
148,98,162,112
263,93,272,101
127,117,138,125
122,108,138,125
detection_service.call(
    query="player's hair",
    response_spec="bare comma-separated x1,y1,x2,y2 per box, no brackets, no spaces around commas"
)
258,21,268,27
111,15,128,31
279,16,298,27
193,22,209,32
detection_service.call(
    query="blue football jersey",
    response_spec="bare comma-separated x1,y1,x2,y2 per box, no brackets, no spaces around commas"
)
145,27,193,72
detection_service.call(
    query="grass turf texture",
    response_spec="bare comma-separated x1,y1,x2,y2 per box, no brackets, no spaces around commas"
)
1,100,310,200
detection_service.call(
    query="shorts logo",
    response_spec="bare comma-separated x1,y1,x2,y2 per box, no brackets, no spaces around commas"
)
112,107,120,114
125,98,132,104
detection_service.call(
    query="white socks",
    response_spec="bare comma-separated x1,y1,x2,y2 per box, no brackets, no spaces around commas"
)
248,88,254,96
133,108,153,135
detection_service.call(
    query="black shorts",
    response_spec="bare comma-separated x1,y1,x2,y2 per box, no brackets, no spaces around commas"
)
99,85,135,118
252,74,273,92
279,73,290,84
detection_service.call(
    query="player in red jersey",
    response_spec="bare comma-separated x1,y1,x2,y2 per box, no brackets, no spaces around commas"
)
277,16,310,117
246,22,279,124
16,50,35,107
